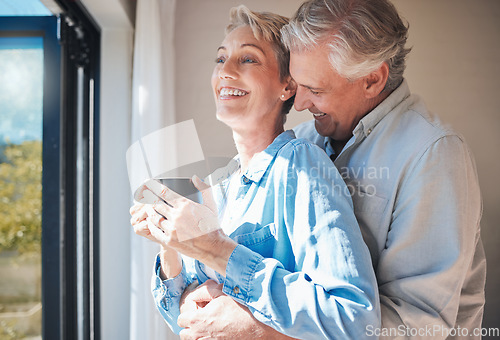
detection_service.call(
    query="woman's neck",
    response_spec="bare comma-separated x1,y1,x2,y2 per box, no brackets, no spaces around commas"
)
233,123,284,173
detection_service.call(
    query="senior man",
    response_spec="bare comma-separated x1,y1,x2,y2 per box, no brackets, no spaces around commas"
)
176,0,486,339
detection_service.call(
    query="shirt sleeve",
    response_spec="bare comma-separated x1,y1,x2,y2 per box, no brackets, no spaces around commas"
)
151,254,195,334
377,135,484,339
222,142,381,339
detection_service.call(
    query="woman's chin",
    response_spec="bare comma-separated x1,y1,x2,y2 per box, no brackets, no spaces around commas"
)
216,111,242,127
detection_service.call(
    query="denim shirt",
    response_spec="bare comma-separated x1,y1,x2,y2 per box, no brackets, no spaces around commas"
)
151,130,380,339
294,80,485,339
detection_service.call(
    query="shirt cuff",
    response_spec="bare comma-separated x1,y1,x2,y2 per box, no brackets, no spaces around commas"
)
222,244,264,304
151,254,192,311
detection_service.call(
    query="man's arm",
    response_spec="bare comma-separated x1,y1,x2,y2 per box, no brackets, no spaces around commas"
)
377,135,484,338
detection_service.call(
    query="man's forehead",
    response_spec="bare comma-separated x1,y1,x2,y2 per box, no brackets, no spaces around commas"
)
289,51,330,89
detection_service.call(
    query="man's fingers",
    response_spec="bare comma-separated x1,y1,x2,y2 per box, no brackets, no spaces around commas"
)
188,280,225,303
177,310,197,329
180,281,200,314
179,327,206,340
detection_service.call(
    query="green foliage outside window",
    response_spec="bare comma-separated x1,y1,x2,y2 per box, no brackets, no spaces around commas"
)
0,140,42,254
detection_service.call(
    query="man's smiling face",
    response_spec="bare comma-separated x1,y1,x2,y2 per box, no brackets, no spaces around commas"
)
290,43,373,142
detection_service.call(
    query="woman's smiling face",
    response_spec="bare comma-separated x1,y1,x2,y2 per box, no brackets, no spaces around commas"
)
211,26,286,131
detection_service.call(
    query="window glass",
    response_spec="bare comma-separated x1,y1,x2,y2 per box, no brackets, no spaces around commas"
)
0,0,51,16
0,36,43,340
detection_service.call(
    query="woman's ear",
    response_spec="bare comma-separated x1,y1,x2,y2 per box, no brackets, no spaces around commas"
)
363,62,389,99
281,77,297,100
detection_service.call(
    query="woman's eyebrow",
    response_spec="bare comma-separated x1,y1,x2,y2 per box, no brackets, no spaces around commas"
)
216,44,266,54
240,43,266,55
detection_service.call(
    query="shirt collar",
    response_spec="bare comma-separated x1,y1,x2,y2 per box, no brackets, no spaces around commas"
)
243,130,295,183
354,79,411,138
323,79,411,156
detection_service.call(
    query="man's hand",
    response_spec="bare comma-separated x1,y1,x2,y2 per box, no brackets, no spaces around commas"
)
180,279,225,311
177,281,296,340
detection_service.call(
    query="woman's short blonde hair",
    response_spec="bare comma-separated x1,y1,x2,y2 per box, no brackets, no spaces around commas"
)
226,5,294,115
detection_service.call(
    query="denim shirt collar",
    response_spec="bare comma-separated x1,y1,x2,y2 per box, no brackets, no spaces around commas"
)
242,130,295,184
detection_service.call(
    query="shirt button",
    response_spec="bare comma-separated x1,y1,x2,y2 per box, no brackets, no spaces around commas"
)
367,128,372,136
233,286,240,294
242,177,249,184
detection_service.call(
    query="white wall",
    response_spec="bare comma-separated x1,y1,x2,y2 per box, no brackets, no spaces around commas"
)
98,29,134,340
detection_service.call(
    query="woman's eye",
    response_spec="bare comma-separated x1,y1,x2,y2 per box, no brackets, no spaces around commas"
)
242,57,256,63
215,57,225,64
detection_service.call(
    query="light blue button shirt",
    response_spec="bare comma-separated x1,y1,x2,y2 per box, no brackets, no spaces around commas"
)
294,80,486,339
152,130,380,339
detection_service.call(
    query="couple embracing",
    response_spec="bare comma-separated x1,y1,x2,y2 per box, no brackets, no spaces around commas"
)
130,1,485,339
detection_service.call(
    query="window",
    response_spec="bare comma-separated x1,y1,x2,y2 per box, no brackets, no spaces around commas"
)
0,1,100,338
0,34,44,340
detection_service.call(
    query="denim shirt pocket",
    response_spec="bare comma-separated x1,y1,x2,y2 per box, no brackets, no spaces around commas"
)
232,223,276,258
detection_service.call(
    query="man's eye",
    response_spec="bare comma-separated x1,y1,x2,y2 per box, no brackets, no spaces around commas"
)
310,90,320,95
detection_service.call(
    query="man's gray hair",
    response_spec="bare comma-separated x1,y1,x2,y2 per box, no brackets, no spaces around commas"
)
281,0,411,92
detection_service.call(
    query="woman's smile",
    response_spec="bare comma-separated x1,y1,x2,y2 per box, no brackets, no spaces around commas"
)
218,86,249,100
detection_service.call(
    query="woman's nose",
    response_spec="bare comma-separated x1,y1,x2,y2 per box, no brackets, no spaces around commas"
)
219,60,238,79
294,87,313,111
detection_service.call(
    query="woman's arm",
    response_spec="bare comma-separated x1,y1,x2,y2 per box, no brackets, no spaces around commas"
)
150,254,194,334
158,246,182,279
130,202,193,334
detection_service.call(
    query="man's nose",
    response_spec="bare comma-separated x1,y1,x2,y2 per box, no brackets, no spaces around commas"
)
293,86,313,111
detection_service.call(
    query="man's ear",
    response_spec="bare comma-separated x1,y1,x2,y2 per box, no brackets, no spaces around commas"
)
363,62,389,99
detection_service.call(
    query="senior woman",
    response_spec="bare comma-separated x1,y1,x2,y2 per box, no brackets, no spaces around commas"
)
130,6,379,339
